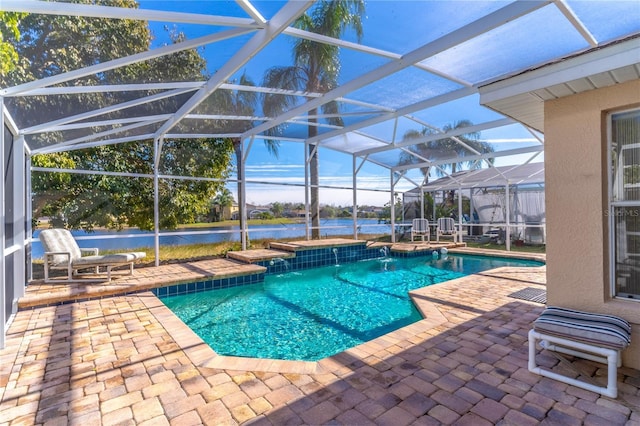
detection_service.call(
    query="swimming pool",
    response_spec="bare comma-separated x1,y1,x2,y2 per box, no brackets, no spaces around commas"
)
161,254,542,361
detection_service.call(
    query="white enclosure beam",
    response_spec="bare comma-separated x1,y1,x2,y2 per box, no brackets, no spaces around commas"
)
153,1,314,148
393,145,544,173
308,87,476,145
21,88,194,135
357,118,513,156
1,0,259,28
283,27,473,88
235,0,267,24
47,119,164,150
153,138,161,267
2,28,255,97
352,155,358,239
554,0,598,47
15,83,205,97
31,167,154,180
505,182,511,251
33,134,155,155
42,115,173,133
244,0,550,139
390,171,396,243
0,100,5,350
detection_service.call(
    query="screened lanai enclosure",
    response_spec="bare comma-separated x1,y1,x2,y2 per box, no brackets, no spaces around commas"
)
402,162,546,248
1,1,640,346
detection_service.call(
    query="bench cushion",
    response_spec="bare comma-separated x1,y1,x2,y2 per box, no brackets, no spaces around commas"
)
39,229,83,265
533,306,631,350
72,252,146,268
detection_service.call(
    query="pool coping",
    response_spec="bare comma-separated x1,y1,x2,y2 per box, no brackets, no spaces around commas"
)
145,250,545,375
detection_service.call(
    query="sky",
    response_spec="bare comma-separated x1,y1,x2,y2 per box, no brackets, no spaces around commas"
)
139,0,547,207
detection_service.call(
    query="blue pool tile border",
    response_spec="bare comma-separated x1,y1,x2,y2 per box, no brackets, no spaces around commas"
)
392,249,439,258
153,272,264,298
155,246,445,299
256,244,387,273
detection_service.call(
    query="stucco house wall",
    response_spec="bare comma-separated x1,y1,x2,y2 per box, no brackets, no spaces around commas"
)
544,79,640,369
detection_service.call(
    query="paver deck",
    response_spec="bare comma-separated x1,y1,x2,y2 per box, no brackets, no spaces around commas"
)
20,257,266,309
1,247,638,425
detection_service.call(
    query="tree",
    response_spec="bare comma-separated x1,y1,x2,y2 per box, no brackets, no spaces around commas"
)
0,12,25,74
6,0,232,231
270,202,284,218
32,138,232,231
211,188,235,222
400,120,494,207
262,0,365,239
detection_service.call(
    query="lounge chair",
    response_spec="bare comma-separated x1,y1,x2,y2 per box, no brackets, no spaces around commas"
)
38,228,146,282
411,218,430,242
437,217,459,243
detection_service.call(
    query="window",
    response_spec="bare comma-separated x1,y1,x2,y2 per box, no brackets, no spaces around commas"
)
609,108,640,300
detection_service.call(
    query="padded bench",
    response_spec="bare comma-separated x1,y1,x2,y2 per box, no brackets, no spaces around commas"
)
528,306,631,398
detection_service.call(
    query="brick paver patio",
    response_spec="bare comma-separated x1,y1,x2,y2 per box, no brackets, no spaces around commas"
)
1,249,639,425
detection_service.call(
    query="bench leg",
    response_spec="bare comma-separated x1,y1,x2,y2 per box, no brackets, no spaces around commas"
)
528,329,620,398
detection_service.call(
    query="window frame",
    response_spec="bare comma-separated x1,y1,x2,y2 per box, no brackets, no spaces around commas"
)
608,107,640,301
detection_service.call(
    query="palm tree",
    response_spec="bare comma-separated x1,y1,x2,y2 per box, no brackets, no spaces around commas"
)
211,188,234,222
262,0,365,239
400,120,494,207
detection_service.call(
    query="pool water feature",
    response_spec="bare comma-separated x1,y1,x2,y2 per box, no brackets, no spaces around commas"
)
161,254,542,361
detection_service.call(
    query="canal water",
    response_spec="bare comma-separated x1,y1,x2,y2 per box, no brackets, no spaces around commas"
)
31,218,394,258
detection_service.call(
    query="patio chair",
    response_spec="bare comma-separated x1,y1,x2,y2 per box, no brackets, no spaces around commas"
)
437,217,459,243
411,218,430,242
38,228,146,282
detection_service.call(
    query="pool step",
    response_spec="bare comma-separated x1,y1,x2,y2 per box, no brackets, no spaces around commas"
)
269,238,368,253
227,248,294,264
226,238,466,265
390,241,466,254
228,238,370,265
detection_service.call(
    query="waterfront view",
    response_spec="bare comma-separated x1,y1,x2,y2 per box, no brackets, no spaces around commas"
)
30,218,392,258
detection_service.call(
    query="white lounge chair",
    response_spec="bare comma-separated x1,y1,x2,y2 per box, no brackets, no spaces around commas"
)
437,217,459,243
38,228,146,282
411,218,430,242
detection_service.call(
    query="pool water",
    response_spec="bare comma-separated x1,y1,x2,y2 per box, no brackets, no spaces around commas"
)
162,254,541,361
